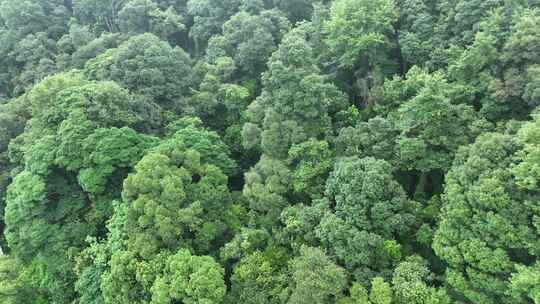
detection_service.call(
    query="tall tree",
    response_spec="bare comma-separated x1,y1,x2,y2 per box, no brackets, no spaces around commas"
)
434,117,540,303
85,33,193,109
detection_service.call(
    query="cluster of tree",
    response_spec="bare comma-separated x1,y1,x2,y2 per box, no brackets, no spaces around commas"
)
0,0,539,303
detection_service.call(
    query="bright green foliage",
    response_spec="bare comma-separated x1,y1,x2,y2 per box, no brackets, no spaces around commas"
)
0,97,29,246
513,112,540,190
280,157,418,283
227,251,286,304
243,155,291,229
325,157,417,238
0,255,47,304
382,67,478,172
391,256,451,304
446,26,502,119
4,172,49,260
326,0,397,69
288,139,333,200
78,127,158,194
335,116,398,162
152,249,226,304
369,278,392,304
338,67,479,176
2,1,540,303
26,73,138,132
287,246,347,304
75,201,129,304
220,228,271,262
121,152,232,257
339,273,451,304
4,171,94,302
509,262,540,303
433,121,540,303
102,249,162,304
101,123,236,303
337,282,370,304
314,157,418,282
3,73,152,302
325,0,398,103
85,33,193,106
163,118,237,175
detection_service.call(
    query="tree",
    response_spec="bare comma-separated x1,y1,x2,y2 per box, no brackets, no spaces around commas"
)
494,8,540,120
151,249,226,304
4,170,95,303
287,139,333,200
0,0,69,38
508,262,540,303
190,57,251,133
272,0,315,23
186,0,243,53
335,116,398,163
100,121,237,303
2,1,540,303
391,256,450,304
121,142,234,257
227,251,286,304
433,116,540,303
85,33,193,108
280,157,419,283
363,67,480,174
206,9,290,82
72,0,125,32
436,0,507,46
287,246,347,304
243,26,347,158
243,155,292,230
314,157,418,283
325,0,398,103
326,0,397,69
10,32,59,96
369,278,392,304
0,255,47,304
0,96,29,248
118,0,186,40
77,127,158,195
67,32,121,69
3,73,151,302
396,0,442,69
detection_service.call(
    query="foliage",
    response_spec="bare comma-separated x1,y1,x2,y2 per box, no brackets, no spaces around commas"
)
1,1,540,304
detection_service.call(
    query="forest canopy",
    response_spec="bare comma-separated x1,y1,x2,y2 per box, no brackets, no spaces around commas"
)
0,0,539,304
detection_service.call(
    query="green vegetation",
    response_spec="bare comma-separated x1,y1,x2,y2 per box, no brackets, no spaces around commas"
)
0,0,539,303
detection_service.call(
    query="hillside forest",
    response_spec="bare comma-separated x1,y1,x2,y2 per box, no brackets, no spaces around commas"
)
0,0,540,303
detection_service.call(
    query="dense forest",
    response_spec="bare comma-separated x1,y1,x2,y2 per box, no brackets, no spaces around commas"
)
0,0,539,303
